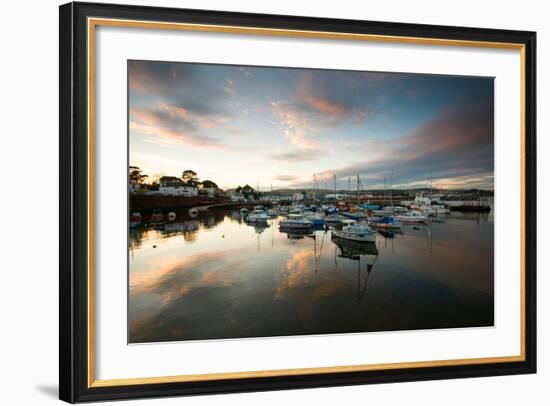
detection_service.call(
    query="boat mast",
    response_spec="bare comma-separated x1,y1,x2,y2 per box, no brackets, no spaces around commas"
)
357,174,360,206
389,170,394,207
348,176,351,207
312,174,315,204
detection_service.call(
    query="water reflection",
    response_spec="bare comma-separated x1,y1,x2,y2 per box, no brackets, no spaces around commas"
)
129,209,494,343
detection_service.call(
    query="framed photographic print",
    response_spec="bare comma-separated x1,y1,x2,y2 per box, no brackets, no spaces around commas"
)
59,1,537,403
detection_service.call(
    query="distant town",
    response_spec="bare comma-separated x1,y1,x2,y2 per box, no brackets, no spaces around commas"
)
129,165,493,213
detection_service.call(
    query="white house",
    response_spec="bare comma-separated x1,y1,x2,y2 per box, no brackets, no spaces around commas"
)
157,176,198,196
228,190,245,202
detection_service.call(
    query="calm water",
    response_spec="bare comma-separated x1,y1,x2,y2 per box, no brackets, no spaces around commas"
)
129,207,494,343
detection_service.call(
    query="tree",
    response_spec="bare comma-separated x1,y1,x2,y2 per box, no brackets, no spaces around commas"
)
181,169,199,186
201,180,218,189
129,166,148,184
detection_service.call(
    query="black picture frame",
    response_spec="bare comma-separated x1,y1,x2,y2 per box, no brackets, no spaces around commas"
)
60,1,537,403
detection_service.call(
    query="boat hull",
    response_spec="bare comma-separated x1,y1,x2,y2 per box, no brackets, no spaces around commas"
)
279,221,312,229
331,228,376,243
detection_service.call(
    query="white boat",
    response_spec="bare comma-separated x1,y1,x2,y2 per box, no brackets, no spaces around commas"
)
278,205,289,214
433,206,450,215
188,208,198,217
246,208,268,223
410,192,448,216
240,207,249,215
266,209,278,217
396,210,429,224
289,205,304,215
325,214,347,225
389,206,408,214
372,208,393,216
279,214,313,229
331,221,376,243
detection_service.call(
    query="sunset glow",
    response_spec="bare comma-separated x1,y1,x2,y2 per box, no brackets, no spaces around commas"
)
129,60,494,190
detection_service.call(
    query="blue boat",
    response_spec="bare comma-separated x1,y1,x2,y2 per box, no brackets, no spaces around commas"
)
341,211,368,221
373,216,402,230
324,206,338,215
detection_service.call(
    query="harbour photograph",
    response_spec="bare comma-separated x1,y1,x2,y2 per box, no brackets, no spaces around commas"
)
128,60,494,343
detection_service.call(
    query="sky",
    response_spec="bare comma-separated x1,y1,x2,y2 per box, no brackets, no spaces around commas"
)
129,60,494,191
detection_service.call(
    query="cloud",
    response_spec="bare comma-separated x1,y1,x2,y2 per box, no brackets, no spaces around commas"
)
269,71,373,154
301,99,494,189
295,72,371,123
128,60,195,96
270,101,320,149
130,102,229,147
271,148,328,162
274,174,299,181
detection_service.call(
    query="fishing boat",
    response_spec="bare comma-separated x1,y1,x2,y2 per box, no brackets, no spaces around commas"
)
266,209,278,217
129,212,142,228
331,220,376,243
373,216,402,230
246,208,269,223
279,214,313,229
240,207,249,215
396,210,429,224
188,207,198,217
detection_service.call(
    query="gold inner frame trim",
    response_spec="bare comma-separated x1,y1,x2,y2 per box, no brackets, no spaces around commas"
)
87,17,527,388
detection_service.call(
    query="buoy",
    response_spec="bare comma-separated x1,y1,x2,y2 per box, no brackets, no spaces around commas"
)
168,212,176,221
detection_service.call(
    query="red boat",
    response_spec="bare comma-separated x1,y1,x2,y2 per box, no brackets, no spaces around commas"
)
150,209,164,225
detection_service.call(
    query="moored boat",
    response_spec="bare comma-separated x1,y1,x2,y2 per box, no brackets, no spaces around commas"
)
240,207,249,215
373,216,402,230
325,214,347,225
246,208,269,223
129,212,142,228
279,214,313,229
331,220,376,243
342,211,368,221
150,209,164,225
372,208,394,216
396,210,429,224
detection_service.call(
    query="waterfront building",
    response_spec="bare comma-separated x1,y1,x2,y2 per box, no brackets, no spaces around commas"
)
157,176,198,196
